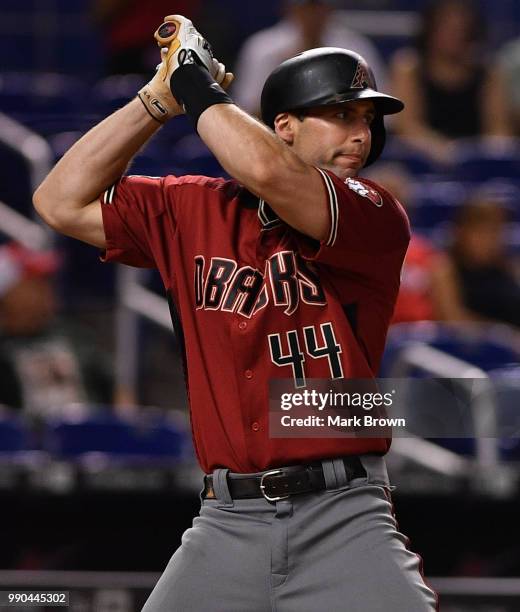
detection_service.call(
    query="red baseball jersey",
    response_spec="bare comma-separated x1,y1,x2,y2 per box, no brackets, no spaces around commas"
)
101,169,410,473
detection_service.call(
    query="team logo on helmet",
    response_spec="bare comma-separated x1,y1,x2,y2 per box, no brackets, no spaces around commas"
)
351,62,370,89
345,179,383,207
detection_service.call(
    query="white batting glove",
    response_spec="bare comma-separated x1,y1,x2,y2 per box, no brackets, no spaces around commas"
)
137,15,234,123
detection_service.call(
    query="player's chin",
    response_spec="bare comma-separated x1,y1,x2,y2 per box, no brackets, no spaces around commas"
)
329,165,360,181
330,156,364,179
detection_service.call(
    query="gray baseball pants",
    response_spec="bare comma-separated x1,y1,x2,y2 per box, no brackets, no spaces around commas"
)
142,455,438,611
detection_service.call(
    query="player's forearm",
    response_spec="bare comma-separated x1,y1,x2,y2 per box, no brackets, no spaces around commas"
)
34,99,160,220
198,104,308,201
199,103,297,177
196,101,327,240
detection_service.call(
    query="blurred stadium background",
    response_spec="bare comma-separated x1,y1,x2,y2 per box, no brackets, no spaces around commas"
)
2,0,520,610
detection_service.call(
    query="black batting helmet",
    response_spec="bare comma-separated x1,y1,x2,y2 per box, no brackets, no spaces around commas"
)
260,47,404,166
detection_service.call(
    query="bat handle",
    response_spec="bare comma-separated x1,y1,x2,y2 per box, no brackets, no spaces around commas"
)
154,20,181,46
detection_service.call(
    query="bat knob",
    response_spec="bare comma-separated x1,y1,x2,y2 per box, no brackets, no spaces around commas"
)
157,21,178,42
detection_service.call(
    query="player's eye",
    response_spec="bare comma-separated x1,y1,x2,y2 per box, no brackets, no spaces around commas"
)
335,111,348,120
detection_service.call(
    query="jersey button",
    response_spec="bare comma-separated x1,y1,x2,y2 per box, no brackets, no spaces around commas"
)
251,422,260,432
245,369,253,379
238,321,247,330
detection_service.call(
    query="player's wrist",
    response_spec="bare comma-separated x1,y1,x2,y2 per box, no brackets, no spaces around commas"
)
137,81,181,124
170,63,233,128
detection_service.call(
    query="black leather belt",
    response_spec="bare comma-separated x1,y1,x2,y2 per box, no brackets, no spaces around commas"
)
203,457,366,502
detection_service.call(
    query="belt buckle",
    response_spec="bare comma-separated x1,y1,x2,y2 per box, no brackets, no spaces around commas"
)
259,469,290,502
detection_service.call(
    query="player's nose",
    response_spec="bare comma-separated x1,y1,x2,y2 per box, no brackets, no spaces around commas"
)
349,117,371,144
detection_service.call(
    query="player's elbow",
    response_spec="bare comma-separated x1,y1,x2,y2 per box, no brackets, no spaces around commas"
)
33,187,55,227
249,162,278,192
33,186,68,233
249,152,303,195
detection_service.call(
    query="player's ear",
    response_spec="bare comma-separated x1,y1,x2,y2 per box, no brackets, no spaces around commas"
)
273,112,296,145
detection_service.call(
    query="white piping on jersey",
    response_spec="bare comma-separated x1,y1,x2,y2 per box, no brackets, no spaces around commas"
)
258,199,282,230
104,184,116,205
316,168,338,247
258,199,269,225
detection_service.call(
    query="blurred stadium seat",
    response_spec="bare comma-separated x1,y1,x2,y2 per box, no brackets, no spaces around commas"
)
380,137,440,176
382,321,520,376
475,179,520,222
45,411,134,457
15,114,98,139
46,130,85,162
451,138,520,182
0,73,88,117
170,134,227,177
489,367,520,461
410,178,520,250
130,140,186,177
410,180,468,233
90,74,147,116
130,411,189,459
382,322,520,459
44,406,188,462
0,409,28,453
0,141,33,215
89,76,194,144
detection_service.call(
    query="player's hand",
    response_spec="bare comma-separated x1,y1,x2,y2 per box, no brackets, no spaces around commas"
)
137,15,234,123
155,15,234,95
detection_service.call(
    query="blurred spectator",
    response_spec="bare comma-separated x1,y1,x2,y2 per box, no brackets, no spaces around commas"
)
232,0,386,116
363,163,443,323
0,243,113,414
93,1,202,75
392,233,441,323
433,196,520,326
499,37,520,136
390,0,510,165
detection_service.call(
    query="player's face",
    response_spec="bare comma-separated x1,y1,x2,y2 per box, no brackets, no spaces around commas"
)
290,100,374,180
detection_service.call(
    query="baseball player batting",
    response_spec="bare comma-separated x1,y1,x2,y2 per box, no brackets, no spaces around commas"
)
34,14,438,612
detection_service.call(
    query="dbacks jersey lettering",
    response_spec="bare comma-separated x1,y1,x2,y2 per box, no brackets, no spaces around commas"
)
101,169,410,473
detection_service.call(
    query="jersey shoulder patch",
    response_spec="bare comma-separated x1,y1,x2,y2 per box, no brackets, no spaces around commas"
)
345,178,383,207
